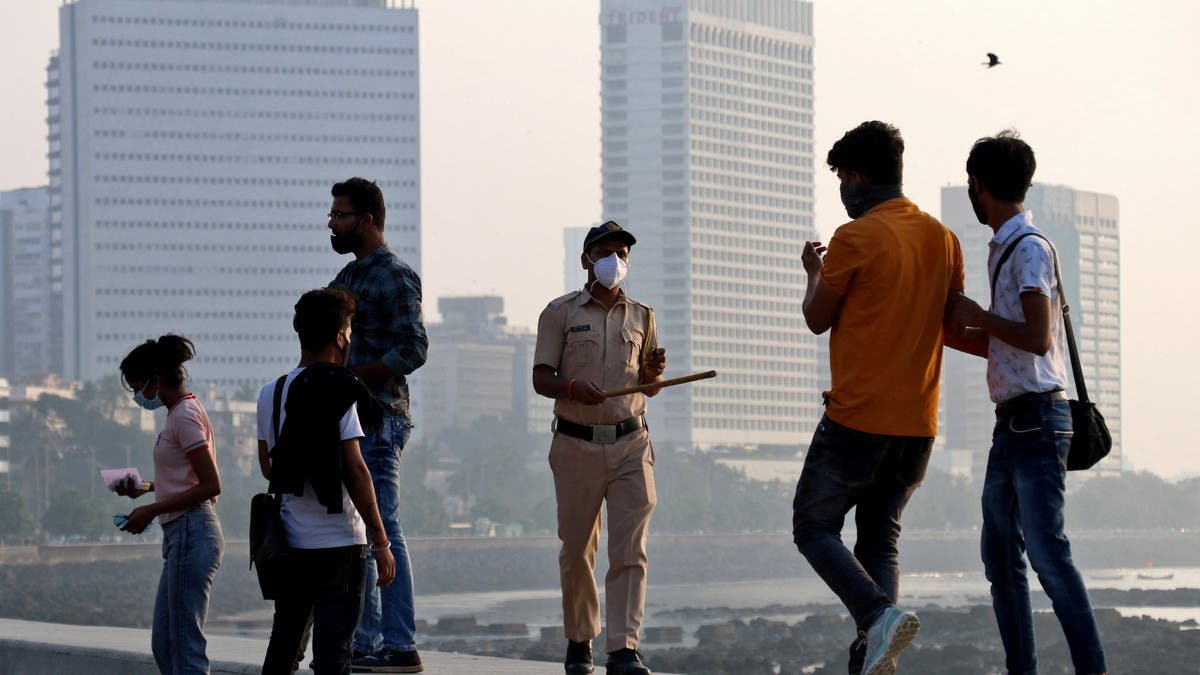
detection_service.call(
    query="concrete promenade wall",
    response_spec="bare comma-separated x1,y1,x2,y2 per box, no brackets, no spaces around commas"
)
0,619,567,675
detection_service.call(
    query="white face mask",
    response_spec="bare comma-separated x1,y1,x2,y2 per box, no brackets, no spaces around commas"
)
588,252,629,290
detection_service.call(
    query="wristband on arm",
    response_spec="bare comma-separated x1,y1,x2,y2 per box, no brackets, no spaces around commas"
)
566,378,576,401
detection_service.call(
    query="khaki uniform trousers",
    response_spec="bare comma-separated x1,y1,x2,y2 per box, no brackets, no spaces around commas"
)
549,426,656,653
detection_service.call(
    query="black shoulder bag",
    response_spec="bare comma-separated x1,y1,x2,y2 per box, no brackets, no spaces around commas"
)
249,374,292,599
992,233,1113,471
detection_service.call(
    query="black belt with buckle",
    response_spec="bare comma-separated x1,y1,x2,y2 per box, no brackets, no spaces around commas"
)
994,389,1067,419
555,415,645,444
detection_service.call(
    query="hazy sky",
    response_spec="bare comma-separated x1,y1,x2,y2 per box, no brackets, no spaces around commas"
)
2,0,1197,477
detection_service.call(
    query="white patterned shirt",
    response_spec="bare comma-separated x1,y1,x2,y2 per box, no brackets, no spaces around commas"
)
985,211,1070,403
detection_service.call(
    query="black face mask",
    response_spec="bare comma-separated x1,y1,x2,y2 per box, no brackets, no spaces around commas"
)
839,182,904,219
967,182,987,225
330,218,363,255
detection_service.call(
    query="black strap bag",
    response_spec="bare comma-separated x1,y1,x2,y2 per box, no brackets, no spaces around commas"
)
249,374,292,599
992,232,1113,471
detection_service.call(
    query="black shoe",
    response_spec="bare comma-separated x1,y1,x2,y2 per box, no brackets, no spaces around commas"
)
350,649,424,673
605,648,651,675
565,640,594,674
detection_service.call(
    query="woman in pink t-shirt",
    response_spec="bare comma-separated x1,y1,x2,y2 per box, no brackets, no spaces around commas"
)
116,334,224,675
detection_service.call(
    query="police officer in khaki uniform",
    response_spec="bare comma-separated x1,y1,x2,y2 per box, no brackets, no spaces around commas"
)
533,221,666,675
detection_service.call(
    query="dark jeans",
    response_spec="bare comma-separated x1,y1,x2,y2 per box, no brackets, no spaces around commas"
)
793,415,932,633
982,397,1106,675
262,545,367,675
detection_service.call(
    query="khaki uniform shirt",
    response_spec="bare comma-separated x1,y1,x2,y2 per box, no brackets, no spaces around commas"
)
534,289,658,426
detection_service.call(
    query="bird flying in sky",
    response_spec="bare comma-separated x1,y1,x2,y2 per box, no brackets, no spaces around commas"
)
983,52,1001,68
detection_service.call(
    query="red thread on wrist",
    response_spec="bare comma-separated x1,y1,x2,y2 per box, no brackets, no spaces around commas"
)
566,379,576,401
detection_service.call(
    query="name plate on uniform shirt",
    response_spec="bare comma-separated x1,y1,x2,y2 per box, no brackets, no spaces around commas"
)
569,325,592,332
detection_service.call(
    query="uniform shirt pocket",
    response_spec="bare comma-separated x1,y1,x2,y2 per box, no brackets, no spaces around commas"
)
563,331,601,372
622,325,645,373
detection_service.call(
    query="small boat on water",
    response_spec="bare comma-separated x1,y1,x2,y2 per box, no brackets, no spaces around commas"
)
1135,573,1175,581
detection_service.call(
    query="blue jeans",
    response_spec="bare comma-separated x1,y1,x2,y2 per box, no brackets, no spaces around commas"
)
793,415,932,632
152,502,224,675
262,545,367,675
982,396,1106,675
353,416,417,654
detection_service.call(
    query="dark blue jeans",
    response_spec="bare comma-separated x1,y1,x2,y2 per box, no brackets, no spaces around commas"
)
982,397,1106,675
353,416,418,655
262,545,368,675
793,415,933,631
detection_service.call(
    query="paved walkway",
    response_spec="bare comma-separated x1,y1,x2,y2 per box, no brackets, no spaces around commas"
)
0,618,568,674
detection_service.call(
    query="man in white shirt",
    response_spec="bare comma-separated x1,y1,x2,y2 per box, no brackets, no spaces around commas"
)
258,288,396,674
947,131,1107,675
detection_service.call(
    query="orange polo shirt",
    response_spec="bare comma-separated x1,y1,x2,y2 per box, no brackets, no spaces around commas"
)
820,198,964,437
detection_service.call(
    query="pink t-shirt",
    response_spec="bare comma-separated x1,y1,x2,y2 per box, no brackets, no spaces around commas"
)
153,394,217,524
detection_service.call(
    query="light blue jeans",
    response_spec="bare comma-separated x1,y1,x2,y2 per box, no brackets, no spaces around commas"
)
353,416,417,654
152,501,224,674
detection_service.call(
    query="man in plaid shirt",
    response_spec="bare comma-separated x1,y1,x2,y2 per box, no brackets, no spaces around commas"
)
327,177,428,673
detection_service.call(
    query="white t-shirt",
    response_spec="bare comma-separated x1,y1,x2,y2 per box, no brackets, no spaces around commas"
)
257,367,366,549
985,211,1071,403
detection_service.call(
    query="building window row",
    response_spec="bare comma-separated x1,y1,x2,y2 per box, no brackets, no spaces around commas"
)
692,293,802,314
689,23,812,62
98,354,296,365
95,242,328,253
692,199,812,225
693,277,806,298
692,309,805,329
692,170,813,198
97,288,307,298
693,123,813,154
96,197,327,208
95,220,369,232
93,106,414,123
95,129,414,144
96,264,336,276
690,62,813,93
95,175,418,189
98,310,292,320
92,38,415,57
692,186,811,212
693,340,807,360
92,61,414,78
693,110,812,140
691,46,812,79
96,333,293,342
93,153,415,166
94,83,414,100
693,324,810,344
691,76,811,110
693,156,811,183
693,216,813,238
691,94,812,124
91,15,416,34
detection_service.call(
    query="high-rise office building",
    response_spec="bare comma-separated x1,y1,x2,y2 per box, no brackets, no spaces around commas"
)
941,183,1122,477
599,0,818,450
0,187,55,378
52,0,420,390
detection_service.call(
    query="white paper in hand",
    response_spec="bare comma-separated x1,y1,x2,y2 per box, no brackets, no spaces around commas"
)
101,467,145,492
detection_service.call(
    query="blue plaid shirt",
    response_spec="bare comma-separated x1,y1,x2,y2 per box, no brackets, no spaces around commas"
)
330,245,428,422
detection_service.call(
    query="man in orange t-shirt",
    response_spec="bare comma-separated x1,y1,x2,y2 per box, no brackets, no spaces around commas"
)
793,121,964,675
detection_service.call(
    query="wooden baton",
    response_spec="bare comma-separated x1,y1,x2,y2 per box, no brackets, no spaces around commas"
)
602,370,717,398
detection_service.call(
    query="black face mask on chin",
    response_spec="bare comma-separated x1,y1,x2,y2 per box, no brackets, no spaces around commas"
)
330,218,363,255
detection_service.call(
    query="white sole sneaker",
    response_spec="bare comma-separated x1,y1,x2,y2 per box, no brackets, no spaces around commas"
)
864,610,920,675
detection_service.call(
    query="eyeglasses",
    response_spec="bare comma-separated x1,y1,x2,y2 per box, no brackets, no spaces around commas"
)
327,210,362,221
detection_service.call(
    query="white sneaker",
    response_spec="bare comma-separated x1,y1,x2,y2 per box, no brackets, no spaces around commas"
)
862,606,920,675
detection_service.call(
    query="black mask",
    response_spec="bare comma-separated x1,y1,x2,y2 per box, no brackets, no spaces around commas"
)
330,218,362,255
967,182,987,225
840,182,903,219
